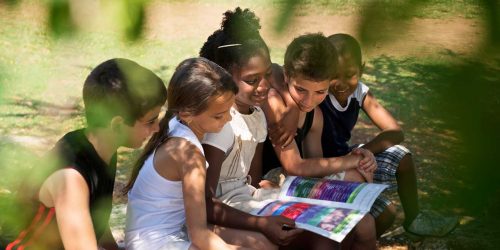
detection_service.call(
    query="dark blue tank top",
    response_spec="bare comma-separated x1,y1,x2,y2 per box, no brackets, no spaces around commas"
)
319,95,361,157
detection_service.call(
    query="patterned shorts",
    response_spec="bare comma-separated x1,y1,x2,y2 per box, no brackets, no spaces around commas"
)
366,145,411,217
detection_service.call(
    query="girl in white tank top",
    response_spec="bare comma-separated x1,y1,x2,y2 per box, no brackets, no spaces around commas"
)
123,58,249,250
125,117,207,249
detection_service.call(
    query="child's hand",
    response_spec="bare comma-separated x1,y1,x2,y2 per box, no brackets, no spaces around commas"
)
343,152,363,170
257,216,303,246
268,122,296,148
259,179,280,189
351,148,377,173
357,169,374,183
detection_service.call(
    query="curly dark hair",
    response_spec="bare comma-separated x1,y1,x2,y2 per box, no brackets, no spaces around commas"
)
199,7,269,71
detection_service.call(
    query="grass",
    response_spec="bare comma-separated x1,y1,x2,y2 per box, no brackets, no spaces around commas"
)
1,0,499,248
264,0,484,19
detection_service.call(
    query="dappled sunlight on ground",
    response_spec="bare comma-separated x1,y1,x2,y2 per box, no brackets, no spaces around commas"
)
1,1,499,249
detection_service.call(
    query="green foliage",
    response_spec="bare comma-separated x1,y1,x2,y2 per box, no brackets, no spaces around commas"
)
1,0,20,7
273,0,301,33
120,0,147,41
48,0,75,37
1,0,499,247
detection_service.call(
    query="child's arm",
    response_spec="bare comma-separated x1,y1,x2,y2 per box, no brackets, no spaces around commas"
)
362,91,405,154
262,64,300,148
303,107,377,177
39,169,99,250
265,88,363,177
178,142,235,250
203,144,302,246
248,143,264,187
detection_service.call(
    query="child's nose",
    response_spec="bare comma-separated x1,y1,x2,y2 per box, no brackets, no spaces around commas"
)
225,112,232,123
152,121,160,134
259,76,271,90
303,94,313,106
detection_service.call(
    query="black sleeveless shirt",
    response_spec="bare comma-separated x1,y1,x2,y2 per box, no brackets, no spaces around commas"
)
262,110,315,176
6,129,117,249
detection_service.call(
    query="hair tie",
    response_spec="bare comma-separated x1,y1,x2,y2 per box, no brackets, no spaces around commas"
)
217,43,242,49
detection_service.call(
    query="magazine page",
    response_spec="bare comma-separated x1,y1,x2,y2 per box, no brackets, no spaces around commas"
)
280,176,387,212
255,200,365,242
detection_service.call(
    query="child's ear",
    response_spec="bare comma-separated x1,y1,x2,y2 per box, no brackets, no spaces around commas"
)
178,111,193,125
110,116,125,133
283,71,290,85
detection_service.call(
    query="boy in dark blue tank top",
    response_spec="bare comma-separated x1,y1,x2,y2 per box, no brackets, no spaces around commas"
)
320,33,457,237
4,58,167,250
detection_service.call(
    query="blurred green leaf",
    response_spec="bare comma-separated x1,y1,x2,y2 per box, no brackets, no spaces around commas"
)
0,0,20,7
274,0,301,33
482,0,500,45
48,0,76,38
357,0,425,51
122,0,146,41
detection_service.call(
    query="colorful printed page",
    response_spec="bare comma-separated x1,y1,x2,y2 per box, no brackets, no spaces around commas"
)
279,176,387,212
256,200,365,242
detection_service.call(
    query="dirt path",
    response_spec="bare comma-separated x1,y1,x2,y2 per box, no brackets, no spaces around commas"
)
145,1,483,58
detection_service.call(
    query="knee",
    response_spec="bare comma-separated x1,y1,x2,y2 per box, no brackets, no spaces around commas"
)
374,203,397,235
344,169,365,182
397,153,415,174
382,203,397,222
254,233,278,250
354,214,376,241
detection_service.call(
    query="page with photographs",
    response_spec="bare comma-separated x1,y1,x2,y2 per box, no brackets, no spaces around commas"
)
279,176,387,212
255,200,365,242
252,176,387,242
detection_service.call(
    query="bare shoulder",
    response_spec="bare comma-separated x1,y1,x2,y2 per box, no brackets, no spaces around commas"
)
39,168,89,207
156,137,204,163
268,87,281,98
270,63,286,90
154,137,206,179
267,88,286,108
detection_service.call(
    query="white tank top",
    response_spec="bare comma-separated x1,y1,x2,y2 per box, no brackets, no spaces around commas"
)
125,117,207,238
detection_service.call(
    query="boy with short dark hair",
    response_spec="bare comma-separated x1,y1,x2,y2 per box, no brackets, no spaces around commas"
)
320,33,457,237
261,33,377,249
5,58,167,250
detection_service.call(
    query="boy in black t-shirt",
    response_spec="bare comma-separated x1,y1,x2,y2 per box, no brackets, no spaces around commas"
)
5,58,167,250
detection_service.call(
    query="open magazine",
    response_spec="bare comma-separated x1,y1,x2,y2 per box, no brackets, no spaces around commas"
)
253,176,387,242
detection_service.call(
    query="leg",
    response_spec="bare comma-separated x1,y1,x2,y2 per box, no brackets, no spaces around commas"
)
343,169,365,182
397,154,419,227
280,231,340,250
210,225,278,250
397,155,458,236
345,168,394,237
351,214,377,250
374,203,396,238
375,145,458,236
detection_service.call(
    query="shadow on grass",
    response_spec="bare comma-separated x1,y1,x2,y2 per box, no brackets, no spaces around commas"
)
351,53,500,248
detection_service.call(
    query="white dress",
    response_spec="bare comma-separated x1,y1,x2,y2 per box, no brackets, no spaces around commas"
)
203,107,280,213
